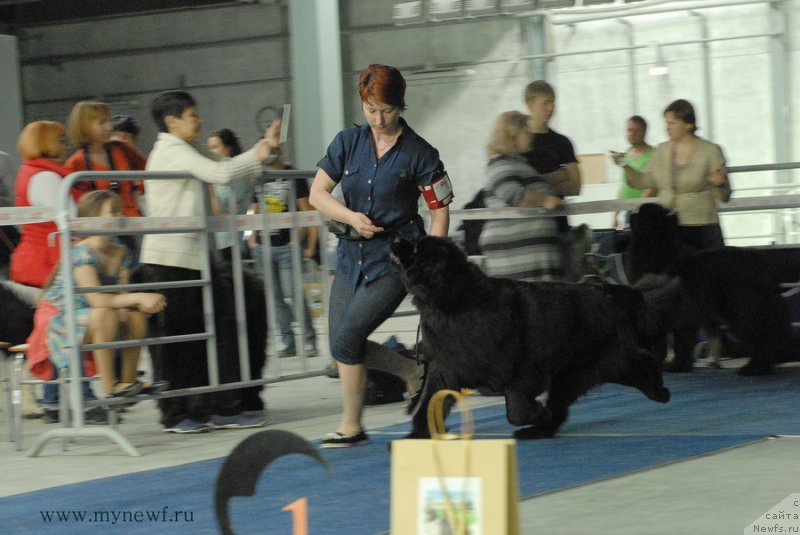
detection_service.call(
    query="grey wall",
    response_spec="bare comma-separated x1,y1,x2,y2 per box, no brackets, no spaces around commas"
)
338,0,799,242
16,3,288,157
0,34,23,165
341,0,798,201
4,0,799,240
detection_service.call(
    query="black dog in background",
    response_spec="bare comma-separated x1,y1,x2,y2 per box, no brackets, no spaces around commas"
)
0,280,38,346
627,203,796,375
391,236,670,440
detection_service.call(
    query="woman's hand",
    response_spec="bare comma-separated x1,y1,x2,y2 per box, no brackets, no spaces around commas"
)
706,169,726,187
255,119,282,162
348,212,383,239
136,293,167,315
264,119,282,147
542,195,562,210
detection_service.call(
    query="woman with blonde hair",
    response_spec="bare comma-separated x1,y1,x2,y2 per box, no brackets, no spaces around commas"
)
66,101,146,208
478,111,563,281
26,190,167,410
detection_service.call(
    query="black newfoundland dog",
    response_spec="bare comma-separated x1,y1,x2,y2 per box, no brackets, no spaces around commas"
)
627,203,797,375
390,236,670,439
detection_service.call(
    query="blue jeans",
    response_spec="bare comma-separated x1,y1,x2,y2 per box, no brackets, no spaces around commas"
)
41,362,96,410
253,243,316,349
328,270,407,365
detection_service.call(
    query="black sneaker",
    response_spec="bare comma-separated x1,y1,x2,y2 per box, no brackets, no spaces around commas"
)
84,406,116,425
42,409,59,424
41,407,118,425
320,430,369,448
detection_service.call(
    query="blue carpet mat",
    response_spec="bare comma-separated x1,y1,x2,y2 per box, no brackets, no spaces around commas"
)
1,367,798,535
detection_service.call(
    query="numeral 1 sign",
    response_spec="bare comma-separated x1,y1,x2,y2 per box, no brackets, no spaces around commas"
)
282,497,308,535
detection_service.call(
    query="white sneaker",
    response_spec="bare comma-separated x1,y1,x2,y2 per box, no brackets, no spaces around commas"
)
303,342,318,357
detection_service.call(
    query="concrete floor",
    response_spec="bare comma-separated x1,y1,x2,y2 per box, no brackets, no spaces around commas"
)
1,307,798,534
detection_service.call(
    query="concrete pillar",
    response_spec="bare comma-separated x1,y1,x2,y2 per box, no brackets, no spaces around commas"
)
0,35,24,164
526,15,549,82
288,0,345,170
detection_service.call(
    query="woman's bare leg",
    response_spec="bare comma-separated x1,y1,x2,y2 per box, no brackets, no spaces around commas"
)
86,307,120,396
336,361,367,436
119,310,147,384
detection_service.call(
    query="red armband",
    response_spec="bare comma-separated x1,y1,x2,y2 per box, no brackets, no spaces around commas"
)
419,173,454,209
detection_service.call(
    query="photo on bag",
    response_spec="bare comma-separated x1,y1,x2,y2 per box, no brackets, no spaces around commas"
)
418,477,482,535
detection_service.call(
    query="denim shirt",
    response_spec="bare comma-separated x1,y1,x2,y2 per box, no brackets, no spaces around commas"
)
317,117,445,288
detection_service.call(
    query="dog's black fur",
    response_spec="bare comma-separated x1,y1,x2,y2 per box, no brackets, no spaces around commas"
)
0,280,38,346
391,236,670,440
627,203,796,375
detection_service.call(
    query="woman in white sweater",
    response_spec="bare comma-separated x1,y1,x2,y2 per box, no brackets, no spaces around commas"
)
136,91,279,433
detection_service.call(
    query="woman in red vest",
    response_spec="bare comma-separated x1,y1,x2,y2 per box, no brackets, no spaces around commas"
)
11,121,80,288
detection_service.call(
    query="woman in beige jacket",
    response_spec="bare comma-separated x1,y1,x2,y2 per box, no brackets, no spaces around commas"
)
624,98,730,250
624,99,731,372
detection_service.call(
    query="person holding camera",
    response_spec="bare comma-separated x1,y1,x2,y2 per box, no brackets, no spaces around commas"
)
66,102,147,265
65,102,146,214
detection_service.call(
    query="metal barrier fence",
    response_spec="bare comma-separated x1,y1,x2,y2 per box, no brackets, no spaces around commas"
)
451,161,800,246
0,161,798,456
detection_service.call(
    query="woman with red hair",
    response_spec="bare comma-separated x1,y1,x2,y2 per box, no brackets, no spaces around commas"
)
11,121,80,288
310,64,453,447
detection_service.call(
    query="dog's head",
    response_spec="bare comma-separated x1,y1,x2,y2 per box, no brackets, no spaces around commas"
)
390,236,474,308
629,203,680,245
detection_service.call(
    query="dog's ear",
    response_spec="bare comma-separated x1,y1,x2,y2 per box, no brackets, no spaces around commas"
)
390,238,416,268
666,209,679,227
629,210,639,233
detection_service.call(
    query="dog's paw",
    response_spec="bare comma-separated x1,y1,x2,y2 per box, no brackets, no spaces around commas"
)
403,429,432,440
663,360,694,373
531,405,552,426
738,361,773,376
513,426,556,440
644,387,670,403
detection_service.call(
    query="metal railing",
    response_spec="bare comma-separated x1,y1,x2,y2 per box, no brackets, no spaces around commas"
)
1,161,798,456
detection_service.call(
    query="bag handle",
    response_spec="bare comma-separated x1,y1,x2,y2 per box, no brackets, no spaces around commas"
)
426,389,474,440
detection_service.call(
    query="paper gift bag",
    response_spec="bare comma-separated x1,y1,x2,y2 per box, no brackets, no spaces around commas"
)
391,389,520,535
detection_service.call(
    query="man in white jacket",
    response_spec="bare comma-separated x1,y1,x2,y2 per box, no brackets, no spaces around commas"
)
137,90,280,433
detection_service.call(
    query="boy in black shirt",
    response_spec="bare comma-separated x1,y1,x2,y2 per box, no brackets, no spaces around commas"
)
523,80,582,280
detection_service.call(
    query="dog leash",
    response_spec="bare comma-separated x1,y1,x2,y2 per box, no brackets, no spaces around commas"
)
414,320,422,365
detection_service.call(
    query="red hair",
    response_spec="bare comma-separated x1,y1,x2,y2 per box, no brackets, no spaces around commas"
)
18,121,65,160
358,64,406,110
